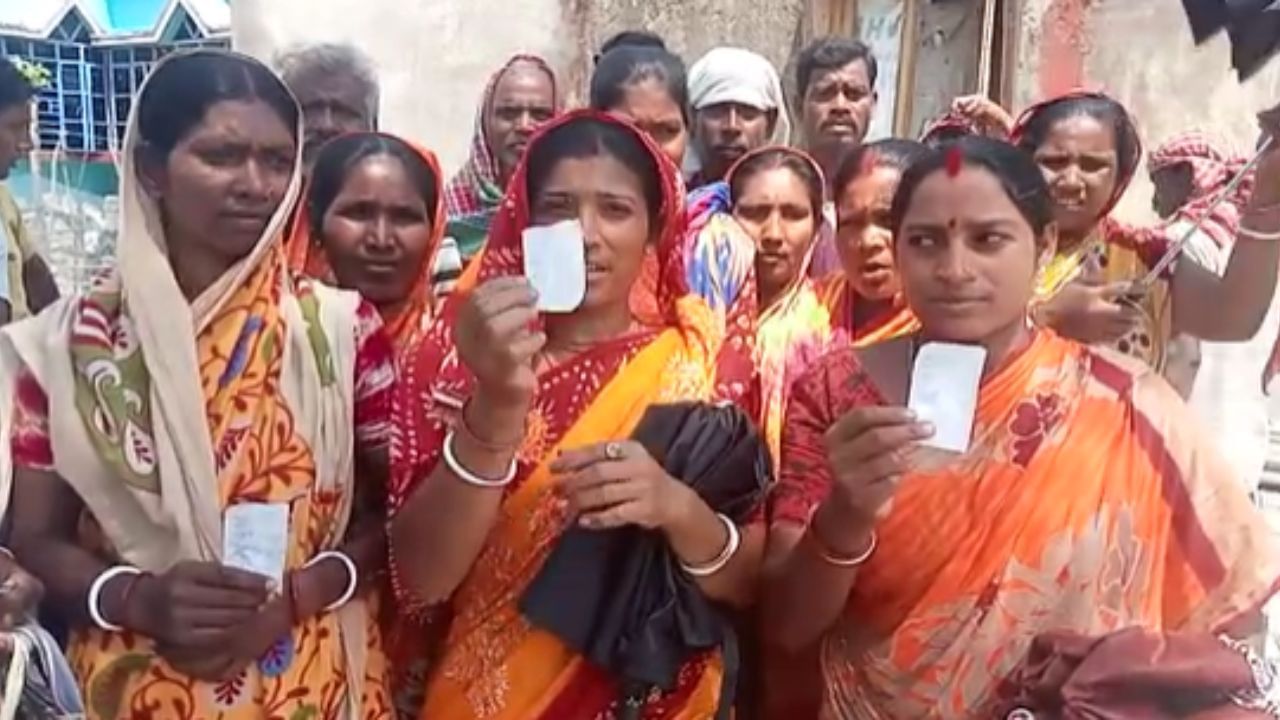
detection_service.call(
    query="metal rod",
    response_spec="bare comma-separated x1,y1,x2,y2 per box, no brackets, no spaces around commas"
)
1136,134,1275,288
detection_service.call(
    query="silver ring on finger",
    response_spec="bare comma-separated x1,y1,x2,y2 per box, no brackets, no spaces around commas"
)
605,442,625,461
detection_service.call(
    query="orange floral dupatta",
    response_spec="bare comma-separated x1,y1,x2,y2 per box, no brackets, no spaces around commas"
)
285,134,447,346
773,331,1280,719
388,110,755,720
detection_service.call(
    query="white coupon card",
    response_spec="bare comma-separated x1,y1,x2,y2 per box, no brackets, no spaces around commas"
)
222,503,290,586
906,342,987,454
522,219,587,313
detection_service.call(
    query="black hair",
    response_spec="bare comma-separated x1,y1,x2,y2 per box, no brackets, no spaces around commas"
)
589,46,690,124
832,138,927,197
525,117,663,226
0,57,36,114
729,148,825,218
137,52,298,158
1015,95,1141,182
597,30,667,61
921,124,973,148
795,37,879,99
890,136,1054,239
308,133,439,231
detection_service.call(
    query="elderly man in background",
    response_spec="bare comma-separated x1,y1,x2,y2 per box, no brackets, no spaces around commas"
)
276,43,380,169
686,46,791,188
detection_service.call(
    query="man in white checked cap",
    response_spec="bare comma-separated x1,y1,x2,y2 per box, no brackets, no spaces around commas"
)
686,47,791,188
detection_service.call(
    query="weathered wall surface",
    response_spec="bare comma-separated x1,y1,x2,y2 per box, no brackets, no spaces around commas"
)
230,0,805,173
1012,0,1280,222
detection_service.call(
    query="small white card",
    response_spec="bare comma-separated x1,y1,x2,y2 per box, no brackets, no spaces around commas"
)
222,503,290,586
907,342,986,454
522,220,587,313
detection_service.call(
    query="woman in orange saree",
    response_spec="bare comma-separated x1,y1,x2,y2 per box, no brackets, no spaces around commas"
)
286,132,446,348
761,136,1280,719
727,146,833,464
387,110,763,720
0,51,393,719
818,139,926,350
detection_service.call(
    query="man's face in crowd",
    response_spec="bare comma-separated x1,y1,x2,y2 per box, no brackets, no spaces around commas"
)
800,59,876,160
694,102,776,181
0,103,33,180
294,72,375,168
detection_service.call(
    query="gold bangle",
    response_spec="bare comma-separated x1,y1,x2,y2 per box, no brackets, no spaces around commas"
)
458,399,524,452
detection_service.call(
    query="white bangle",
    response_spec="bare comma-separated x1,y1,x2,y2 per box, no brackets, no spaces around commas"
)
0,547,14,561
679,513,741,577
87,566,141,632
306,551,358,613
442,430,517,488
1240,224,1280,241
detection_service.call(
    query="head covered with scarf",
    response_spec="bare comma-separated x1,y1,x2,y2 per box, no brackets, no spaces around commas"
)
686,47,792,179
442,54,560,260
1149,130,1254,248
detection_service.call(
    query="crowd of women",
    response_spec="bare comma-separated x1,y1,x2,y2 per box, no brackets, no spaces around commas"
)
0,23,1279,720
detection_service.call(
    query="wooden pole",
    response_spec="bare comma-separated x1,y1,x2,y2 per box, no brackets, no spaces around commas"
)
977,0,999,97
893,0,920,135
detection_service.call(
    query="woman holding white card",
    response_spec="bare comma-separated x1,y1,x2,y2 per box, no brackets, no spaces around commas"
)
760,136,1280,718
389,110,766,719
0,51,394,718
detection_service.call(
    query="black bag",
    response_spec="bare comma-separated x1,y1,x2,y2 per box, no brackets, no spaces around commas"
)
520,402,771,720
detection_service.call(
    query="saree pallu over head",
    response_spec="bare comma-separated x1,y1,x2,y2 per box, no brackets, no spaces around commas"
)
725,146,834,465
0,50,387,719
1012,91,1177,372
773,330,1280,719
388,109,756,720
285,133,448,346
443,54,560,261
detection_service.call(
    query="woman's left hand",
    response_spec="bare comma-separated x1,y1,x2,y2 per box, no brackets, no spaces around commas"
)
553,441,693,531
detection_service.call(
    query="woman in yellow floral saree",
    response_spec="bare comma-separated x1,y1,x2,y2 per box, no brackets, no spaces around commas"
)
727,146,833,464
0,51,392,719
388,110,764,720
762,137,1280,719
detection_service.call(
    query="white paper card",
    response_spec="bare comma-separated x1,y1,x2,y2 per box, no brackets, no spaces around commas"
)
907,342,987,454
222,503,290,585
522,220,587,313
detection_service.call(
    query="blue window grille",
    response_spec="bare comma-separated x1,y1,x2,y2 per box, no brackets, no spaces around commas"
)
2,8,228,154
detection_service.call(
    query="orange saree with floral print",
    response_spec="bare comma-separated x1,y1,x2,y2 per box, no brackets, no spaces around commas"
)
387,110,756,720
772,330,1280,719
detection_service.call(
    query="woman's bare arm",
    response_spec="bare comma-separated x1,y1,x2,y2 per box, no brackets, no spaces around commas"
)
389,391,524,604
760,499,872,653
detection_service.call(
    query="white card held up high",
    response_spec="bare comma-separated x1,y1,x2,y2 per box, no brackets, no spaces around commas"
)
522,220,587,313
906,342,987,454
223,502,290,586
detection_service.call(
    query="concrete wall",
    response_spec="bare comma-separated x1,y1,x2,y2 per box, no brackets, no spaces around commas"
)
229,0,805,174
1011,0,1280,222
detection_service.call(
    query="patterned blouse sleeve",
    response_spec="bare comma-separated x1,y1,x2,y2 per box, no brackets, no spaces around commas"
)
9,366,54,472
769,349,882,527
353,300,396,454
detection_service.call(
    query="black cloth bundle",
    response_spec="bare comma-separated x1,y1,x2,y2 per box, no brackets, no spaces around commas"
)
1183,0,1280,79
519,402,771,720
